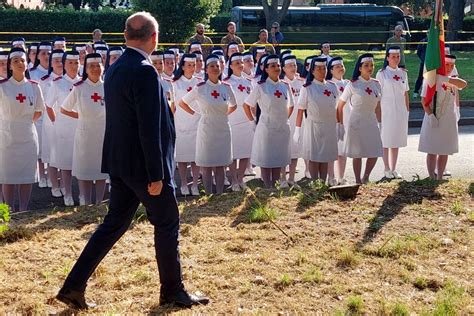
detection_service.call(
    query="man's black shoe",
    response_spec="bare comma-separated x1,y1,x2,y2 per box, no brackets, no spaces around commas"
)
56,288,97,310
160,289,210,307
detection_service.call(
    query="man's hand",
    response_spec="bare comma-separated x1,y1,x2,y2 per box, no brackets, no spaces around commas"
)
148,180,163,196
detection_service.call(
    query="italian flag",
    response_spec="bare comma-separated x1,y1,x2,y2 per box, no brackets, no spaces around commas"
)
423,0,446,115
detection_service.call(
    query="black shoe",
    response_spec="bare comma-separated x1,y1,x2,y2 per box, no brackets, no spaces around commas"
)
56,288,97,310
159,289,210,307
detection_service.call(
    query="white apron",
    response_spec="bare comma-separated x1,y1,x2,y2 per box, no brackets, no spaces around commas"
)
376,67,409,148
340,77,383,158
225,74,254,159
418,76,459,155
298,80,338,162
172,75,201,162
245,78,294,168
181,81,236,167
47,75,81,170
0,78,45,183
61,79,107,180
331,78,351,155
29,65,48,159
285,75,304,159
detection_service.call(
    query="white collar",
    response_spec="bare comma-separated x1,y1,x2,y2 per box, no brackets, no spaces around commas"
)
86,78,103,87
37,65,48,72
10,77,28,85
65,74,80,82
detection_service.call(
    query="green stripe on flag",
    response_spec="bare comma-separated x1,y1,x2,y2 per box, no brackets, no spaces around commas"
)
425,15,441,72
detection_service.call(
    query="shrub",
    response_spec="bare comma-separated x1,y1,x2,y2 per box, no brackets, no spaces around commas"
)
0,203,10,234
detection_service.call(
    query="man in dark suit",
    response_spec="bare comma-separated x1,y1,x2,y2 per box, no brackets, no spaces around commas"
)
56,12,209,309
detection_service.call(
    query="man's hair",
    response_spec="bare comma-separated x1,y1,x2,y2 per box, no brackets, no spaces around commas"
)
227,21,236,28
92,29,102,35
125,12,159,41
196,23,204,29
259,29,268,35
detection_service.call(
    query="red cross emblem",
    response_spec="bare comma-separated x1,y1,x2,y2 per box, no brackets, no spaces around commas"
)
441,83,448,91
187,86,192,92
274,90,282,98
323,89,331,97
365,87,373,95
339,86,344,93
91,93,102,102
393,75,401,81
211,90,220,99
237,84,246,92
16,93,26,103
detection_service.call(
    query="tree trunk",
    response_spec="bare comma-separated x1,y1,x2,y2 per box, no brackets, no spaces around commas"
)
446,0,465,44
261,0,292,30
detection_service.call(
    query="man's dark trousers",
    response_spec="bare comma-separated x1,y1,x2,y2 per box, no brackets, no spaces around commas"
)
63,176,183,296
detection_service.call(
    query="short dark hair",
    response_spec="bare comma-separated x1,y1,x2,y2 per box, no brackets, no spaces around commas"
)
125,12,158,42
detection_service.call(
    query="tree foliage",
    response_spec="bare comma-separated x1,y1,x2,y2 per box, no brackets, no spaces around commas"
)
131,0,222,44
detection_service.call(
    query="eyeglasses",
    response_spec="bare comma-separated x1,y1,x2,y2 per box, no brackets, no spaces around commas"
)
272,26,278,29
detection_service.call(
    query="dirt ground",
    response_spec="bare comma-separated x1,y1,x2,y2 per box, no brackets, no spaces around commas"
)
1,178,473,314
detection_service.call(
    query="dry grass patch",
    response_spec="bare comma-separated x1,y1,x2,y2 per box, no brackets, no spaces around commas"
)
1,179,473,314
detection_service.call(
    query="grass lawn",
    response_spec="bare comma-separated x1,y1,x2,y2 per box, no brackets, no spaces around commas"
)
1,178,473,314
293,50,474,101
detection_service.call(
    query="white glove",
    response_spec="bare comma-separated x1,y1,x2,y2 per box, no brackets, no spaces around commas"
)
428,113,439,128
293,126,301,143
336,123,345,141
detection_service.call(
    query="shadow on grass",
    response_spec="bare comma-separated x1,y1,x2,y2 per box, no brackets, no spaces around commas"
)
147,303,193,315
179,178,293,227
357,176,446,248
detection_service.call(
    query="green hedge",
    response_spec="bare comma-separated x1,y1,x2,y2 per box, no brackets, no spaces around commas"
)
0,8,129,43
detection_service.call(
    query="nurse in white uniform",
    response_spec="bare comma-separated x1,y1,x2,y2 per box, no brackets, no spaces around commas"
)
46,51,81,206
27,43,38,71
243,54,294,188
376,46,410,179
181,54,237,194
281,55,304,187
60,53,108,205
29,41,52,188
104,46,123,74
418,55,467,180
151,51,176,113
242,52,255,80
337,53,383,184
74,44,87,76
194,52,205,79
0,51,8,204
327,56,350,185
41,49,64,198
172,53,202,196
0,48,45,211
224,53,254,191
294,57,338,181
162,50,176,81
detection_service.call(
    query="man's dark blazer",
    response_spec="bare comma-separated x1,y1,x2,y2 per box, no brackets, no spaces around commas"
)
102,48,175,184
